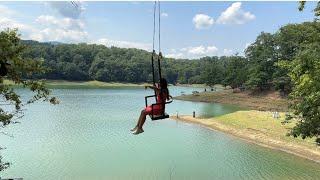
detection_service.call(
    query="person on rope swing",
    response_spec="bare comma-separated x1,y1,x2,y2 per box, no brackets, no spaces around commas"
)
131,78,170,135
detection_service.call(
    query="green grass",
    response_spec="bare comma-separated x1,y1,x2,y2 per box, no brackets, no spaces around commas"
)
215,110,317,148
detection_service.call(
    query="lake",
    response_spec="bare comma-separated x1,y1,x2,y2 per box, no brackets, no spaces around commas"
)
1,86,319,179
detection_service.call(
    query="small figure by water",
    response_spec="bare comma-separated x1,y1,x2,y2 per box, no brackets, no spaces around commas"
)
272,111,280,119
131,78,170,135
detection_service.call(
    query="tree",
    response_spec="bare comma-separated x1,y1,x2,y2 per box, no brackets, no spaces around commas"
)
245,32,277,90
283,43,320,144
299,1,320,18
223,56,248,89
274,3,320,144
0,29,57,171
200,57,223,87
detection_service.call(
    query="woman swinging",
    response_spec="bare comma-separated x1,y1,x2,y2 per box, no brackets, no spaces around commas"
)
131,78,170,135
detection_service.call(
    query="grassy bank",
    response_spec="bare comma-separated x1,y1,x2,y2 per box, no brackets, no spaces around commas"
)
175,89,288,111
171,110,320,163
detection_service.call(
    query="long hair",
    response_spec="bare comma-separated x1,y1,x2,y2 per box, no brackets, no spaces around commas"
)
159,78,170,100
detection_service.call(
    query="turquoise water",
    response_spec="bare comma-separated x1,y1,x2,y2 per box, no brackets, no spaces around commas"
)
0,87,319,179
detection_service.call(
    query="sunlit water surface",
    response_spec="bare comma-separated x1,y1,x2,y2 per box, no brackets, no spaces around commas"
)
1,87,319,179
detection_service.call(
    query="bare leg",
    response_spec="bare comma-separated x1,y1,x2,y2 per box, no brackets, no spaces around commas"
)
131,110,145,131
132,110,146,135
137,110,147,129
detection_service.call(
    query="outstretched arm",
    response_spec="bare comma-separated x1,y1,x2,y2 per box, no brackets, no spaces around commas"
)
145,85,160,93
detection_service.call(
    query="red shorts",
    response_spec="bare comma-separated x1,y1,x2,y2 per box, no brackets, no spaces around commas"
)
144,105,163,115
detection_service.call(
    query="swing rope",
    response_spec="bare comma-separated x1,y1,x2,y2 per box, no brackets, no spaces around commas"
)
145,0,173,120
152,1,157,53
157,1,162,80
158,1,161,53
151,0,162,86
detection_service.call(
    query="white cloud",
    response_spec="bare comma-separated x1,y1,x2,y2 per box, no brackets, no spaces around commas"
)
95,38,152,51
192,14,214,29
166,46,238,59
207,46,219,53
223,49,233,56
217,2,255,24
31,28,88,42
166,53,184,59
0,5,27,31
0,5,147,47
47,1,85,19
0,5,37,40
161,12,168,17
165,45,219,59
245,42,251,49
32,15,88,42
36,15,85,30
0,3,88,43
188,45,218,56
0,17,38,41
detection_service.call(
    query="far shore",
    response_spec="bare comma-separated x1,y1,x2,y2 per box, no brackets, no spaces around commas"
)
3,79,147,88
3,80,209,89
175,89,289,112
43,80,147,88
170,111,320,164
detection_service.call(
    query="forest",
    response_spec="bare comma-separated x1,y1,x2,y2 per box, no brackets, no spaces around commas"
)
22,21,319,94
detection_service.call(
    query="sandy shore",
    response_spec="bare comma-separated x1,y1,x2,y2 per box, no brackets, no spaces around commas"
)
170,114,320,164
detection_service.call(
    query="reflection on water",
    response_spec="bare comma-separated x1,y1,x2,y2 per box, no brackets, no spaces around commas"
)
0,87,319,180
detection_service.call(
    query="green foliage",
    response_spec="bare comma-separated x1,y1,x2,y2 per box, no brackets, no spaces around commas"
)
298,1,306,12
201,58,223,86
285,43,320,143
21,41,221,85
276,20,320,143
299,1,320,18
223,56,248,89
245,32,277,90
244,20,320,144
0,29,57,171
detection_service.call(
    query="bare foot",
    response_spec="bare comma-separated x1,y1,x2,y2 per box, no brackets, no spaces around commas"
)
130,126,138,132
132,128,144,135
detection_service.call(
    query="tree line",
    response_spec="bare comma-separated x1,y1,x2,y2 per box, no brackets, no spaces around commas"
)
19,22,316,93
20,21,320,144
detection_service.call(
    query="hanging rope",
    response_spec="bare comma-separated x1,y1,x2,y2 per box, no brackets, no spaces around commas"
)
151,1,157,86
157,0,162,80
145,0,173,120
152,1,157,52
158,0,161,53
151,0,162,86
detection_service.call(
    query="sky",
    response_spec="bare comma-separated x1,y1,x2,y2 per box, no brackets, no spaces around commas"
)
0,1,317,59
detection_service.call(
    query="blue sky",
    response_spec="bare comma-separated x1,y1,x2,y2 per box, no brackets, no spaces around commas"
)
0,1,317,59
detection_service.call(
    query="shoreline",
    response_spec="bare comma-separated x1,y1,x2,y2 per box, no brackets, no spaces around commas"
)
4,80,149,88
44,80,146,88
175,90,289,112
170,113,320,164
4,80,208,89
